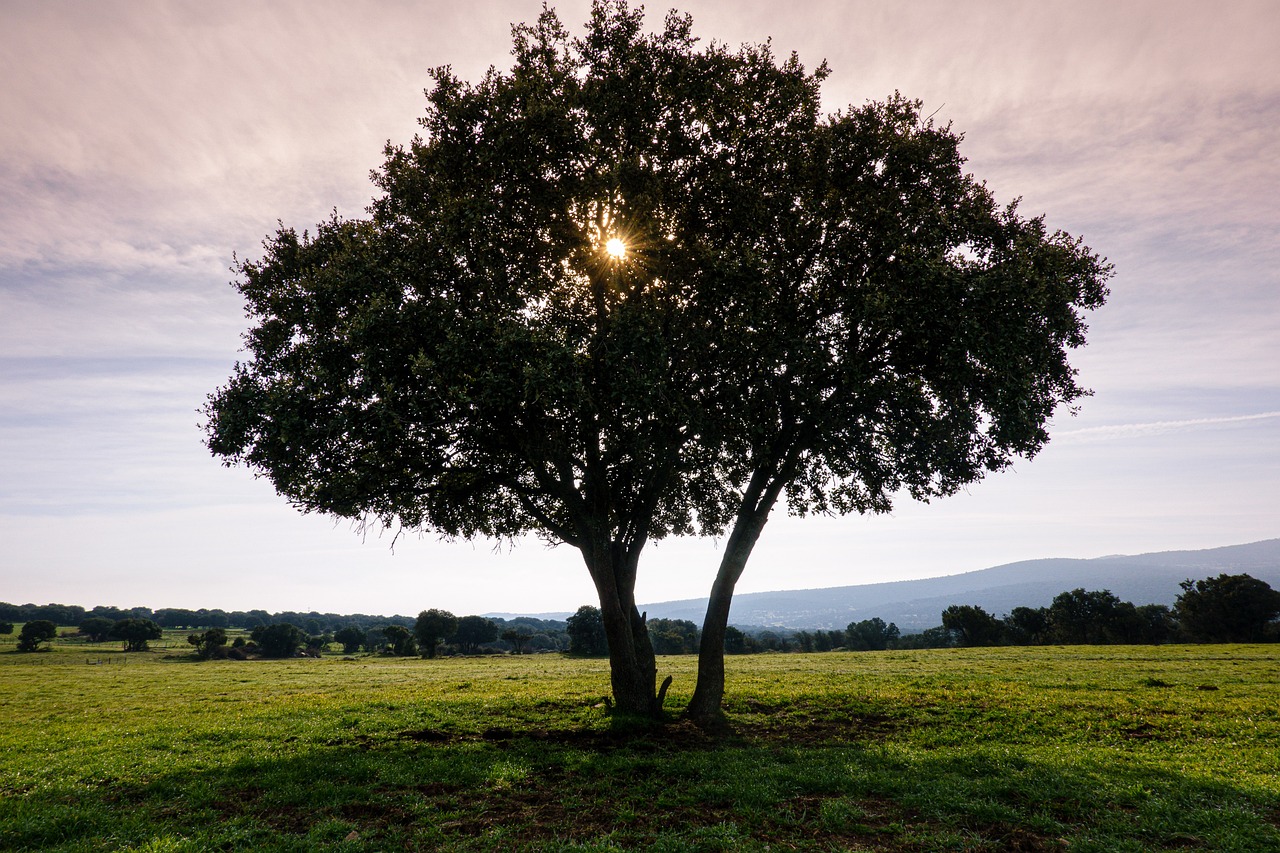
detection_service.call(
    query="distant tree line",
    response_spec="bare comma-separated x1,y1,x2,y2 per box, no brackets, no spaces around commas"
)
185,612,578,661
2,603,573,659
0,603,424,634
744,573,1280,652
6,573,1277,657
563,573,1280,656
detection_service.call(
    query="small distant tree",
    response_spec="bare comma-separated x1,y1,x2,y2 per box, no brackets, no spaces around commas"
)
941,605,1003,647
380,624,418,656
566,606,608,657
501,628,533,655
845,617,900,651
17,620,58,652
187,627,229,660
0,622,12,635
1098,601,1148,645
413,609,458,659
722,625,748,654
79,616,116,643
252,623,307,658
197,609,231,629
648,618,700,655
1047,589,1124,645
154,608,200,629
1176,573,1280,643
305,633,331,656
1135,604,1177,645
334,625,367,654
893,625,955,649
453,616,498,654
1002,606,1048,645
111,618,163,652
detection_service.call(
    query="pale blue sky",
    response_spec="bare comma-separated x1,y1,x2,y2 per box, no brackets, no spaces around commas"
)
2,1,1277,615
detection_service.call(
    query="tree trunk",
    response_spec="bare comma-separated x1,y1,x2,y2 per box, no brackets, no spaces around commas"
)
685,525,761,725
582,538,663,718
686,464,790,727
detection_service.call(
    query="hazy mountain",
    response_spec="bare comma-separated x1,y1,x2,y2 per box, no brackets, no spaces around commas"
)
638,538,1280,631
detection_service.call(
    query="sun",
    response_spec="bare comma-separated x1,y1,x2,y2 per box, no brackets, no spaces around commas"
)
605,237,627,260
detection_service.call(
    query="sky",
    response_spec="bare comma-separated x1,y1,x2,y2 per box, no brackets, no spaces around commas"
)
2,0,1277,618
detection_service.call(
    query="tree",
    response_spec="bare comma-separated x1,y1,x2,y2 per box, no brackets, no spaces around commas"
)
252,623,307,658
203,2,1109,722
1134,604,1177,645
379,625,418,656
452,616,498,653
648,618,700,654
845,617,900,651
722,625,748,654
0,623,12,635
1045,589,1145,645
17,620,58,652
566,605,608,657
1002,606,1048,645
501,628,533,654
334,625,368,654
940,605,1003,647
413,609,458,659
1176,574,1280,643
188,627,228,660
111,618,163,652
79,616,116,643
154,608,199,629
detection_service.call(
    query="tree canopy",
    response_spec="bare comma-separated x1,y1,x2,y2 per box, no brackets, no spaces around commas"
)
1176,574,1280,643
111,618,163,653
17,619,57,652
414,609,458,658
204,1,1109,721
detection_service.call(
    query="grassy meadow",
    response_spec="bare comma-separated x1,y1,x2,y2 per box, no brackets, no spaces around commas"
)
1,633,1277,851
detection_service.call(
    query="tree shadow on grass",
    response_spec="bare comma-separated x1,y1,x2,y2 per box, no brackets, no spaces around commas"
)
5,717,1279,852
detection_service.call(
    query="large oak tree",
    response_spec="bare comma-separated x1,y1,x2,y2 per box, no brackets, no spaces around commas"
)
204,1,1109,723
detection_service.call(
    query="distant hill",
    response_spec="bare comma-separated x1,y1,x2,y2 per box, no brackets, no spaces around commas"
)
638,538,1280,631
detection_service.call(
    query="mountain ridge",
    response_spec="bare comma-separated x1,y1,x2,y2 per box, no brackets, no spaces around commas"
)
637,538,1280,631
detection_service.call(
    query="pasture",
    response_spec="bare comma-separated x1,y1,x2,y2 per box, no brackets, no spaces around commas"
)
1,637,1277,851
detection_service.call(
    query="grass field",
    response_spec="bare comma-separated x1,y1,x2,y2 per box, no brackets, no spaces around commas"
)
1,635,1277,851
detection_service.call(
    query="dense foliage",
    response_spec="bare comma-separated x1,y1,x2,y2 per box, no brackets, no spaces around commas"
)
1176,573,1280,642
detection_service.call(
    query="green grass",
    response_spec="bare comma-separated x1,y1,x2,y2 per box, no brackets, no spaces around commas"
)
1,641,1277,851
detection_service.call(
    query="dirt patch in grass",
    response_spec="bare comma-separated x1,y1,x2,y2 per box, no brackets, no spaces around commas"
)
398,717,724,751
394,703,906,754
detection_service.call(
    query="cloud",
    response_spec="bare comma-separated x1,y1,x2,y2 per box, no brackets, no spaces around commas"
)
2,0,1278,612
1054,411,1280,443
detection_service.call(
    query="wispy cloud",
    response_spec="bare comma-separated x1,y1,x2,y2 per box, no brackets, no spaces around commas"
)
1055,411,1280,443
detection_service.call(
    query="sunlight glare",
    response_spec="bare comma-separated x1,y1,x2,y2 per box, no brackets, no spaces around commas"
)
605,237,627,259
